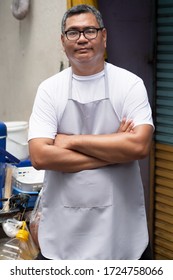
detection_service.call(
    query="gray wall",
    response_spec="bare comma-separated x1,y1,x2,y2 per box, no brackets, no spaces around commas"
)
0,0,68,123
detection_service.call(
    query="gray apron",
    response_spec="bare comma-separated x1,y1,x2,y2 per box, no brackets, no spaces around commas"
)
39,65,148,259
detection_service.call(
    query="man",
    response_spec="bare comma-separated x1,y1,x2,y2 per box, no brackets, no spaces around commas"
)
28,4,154,260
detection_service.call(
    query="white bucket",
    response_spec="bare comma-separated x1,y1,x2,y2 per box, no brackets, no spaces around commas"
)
5,121,29,161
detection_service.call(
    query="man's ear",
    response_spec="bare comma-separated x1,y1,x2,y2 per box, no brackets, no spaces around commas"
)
61,34,65,50
102,28,107,48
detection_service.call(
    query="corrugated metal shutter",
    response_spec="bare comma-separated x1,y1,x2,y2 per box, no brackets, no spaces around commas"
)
154,0,173,259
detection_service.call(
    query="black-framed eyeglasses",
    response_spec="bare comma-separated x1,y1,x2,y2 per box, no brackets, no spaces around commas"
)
64,27,104,41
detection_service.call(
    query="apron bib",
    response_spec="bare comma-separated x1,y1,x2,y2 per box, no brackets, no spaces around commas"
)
39,65,148,260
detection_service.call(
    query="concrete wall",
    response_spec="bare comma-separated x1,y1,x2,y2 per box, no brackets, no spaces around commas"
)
0,0,68,122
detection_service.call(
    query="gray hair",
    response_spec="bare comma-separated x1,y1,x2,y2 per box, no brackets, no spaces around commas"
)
61,4,104,34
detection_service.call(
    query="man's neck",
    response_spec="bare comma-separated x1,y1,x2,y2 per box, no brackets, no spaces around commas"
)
71,61,105,76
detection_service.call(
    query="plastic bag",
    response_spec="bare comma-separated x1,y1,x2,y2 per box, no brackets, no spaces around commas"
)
2,219,23,238
29,188,43,248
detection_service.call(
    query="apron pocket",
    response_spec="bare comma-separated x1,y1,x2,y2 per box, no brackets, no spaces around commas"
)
62,168,113,208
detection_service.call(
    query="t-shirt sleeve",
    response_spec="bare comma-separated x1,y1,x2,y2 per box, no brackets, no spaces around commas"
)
28,84,58,141
121,77,154,128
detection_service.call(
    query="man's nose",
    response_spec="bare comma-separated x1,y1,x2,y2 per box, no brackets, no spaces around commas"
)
77,31,88,41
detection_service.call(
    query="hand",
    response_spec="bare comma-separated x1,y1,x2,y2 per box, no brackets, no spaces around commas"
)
117,118,134,133
54,133,72,149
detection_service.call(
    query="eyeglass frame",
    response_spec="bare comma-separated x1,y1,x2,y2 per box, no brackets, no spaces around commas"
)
64,27,104,41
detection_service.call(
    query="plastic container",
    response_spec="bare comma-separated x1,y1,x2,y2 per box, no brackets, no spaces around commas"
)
0,122,7,162
0,163,5,209
5,121,29,160
0,122,7,208
12,160,44,208
13,166,45,192
0,221,39,260
12,186,39,208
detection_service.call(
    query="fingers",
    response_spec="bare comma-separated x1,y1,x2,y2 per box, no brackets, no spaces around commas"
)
118,118,134,133
124,119,134,132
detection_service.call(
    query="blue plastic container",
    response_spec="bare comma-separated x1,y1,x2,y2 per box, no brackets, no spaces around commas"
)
0,162,5,208
0,122,7,208
12,186,38,208
12,160,39,208
0,122,7,162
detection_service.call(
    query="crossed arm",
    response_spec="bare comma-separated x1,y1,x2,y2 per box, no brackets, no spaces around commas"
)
29,119,153,173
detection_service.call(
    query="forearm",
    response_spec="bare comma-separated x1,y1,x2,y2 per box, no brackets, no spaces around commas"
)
58,125,153,164
66,133,138,163
29,139,109,173
44,146,109,172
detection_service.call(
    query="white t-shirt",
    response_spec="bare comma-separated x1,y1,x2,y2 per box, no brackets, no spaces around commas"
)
28,63,154,140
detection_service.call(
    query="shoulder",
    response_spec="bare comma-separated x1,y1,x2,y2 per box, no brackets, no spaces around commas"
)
106,62,143,84
34,67,71,106
106,63,148,109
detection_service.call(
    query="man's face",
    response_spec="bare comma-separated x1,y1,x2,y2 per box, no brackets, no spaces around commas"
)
61,12,107,67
